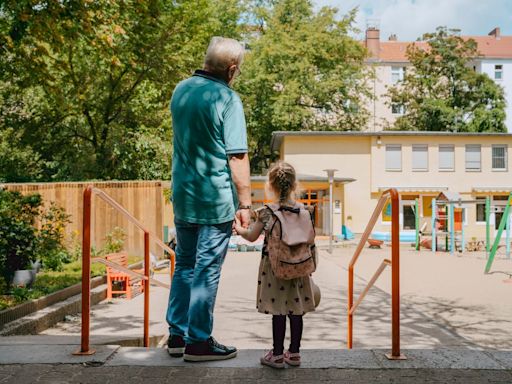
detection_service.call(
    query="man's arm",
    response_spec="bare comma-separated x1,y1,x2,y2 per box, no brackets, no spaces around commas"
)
229,153,252,228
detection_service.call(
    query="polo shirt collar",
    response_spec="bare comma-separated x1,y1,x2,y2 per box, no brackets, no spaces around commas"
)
193,69,230,87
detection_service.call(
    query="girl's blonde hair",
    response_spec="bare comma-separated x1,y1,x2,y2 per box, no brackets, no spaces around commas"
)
267,161,297,204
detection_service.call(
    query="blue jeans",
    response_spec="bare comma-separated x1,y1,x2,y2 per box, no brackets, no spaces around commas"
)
166,219,232,344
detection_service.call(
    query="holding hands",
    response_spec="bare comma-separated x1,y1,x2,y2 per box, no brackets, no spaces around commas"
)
234,208,264,242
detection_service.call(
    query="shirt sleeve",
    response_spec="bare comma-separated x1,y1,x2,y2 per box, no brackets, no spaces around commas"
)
223,95,248,155
256,207,273,231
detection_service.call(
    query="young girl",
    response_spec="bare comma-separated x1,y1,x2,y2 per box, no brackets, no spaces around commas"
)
234,161,317,368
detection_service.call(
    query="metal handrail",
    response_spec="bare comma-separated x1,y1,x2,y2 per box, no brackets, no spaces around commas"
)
73,185,175,356
347,188,404,360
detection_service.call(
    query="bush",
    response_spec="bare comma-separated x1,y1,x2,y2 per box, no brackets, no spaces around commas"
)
0,189,41,283
38,203,71,271
102,227,126,255
0,189,71,285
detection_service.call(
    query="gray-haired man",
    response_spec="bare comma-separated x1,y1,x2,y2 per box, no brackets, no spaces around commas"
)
166,37,251,361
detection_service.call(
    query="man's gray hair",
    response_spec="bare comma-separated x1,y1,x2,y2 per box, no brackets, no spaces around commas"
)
204,37,245,74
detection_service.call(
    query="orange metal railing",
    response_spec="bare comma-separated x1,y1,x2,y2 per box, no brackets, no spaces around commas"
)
347,188,405,360
73,186,175,356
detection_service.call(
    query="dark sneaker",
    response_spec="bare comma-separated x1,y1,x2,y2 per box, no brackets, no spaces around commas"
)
167,335,185,357
183,337,237,362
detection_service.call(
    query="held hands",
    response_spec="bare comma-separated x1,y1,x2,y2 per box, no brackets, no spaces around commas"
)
233,213,248,236
235,209,251,229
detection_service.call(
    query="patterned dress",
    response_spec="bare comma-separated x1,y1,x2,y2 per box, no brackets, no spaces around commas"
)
255,206,317,316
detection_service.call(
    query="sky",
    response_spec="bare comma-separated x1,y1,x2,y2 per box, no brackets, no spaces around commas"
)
315,0,512,41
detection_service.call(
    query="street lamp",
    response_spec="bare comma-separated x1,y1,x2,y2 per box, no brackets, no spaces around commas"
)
323,169,338,254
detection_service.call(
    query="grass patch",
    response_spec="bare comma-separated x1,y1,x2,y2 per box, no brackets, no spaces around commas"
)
0,255,141,311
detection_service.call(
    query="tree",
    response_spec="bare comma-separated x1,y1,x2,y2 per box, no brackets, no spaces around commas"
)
386,27,506,132
0,0,241,181
236,0,370,172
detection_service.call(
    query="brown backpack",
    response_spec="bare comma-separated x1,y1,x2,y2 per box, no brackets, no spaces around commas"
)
265,203,317,280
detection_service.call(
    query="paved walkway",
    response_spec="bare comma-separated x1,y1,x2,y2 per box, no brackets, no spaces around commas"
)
42,246,512,350
2,245,512,383
0,346,512,383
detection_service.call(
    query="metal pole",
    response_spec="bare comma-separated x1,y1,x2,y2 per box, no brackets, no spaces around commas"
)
486,196,491,256
329,178,333,253
324,169,338,254
144,232,150,348
449,204,455,255
415,199,420,251
386,189,404,359
74,186,95,356
432,198,436,253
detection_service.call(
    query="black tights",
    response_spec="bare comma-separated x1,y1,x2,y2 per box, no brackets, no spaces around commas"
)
272,315,303,355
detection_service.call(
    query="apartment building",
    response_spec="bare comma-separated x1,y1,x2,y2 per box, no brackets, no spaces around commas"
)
364,26,512,133
269,131,512,239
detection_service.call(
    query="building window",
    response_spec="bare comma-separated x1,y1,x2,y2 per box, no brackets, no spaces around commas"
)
412,145,428,171
495,64,503,80
465,144,481,171
493,195,510,230
439,145,455,171
386,144,402,171
492,145,507,170
391,66,405,84
391,102,406,115
476,197,486,223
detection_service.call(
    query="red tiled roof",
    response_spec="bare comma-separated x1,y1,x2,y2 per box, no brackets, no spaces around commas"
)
377,36,512,62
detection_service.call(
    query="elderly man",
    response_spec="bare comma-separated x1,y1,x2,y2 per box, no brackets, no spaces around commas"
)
166,37,251,362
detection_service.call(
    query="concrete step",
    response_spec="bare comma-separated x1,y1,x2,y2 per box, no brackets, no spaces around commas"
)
0,344,511,370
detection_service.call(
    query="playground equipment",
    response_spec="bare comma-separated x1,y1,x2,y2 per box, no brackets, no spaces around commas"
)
485,192,512,273
75,186,175,356
416,192,512,261
348,188,405,360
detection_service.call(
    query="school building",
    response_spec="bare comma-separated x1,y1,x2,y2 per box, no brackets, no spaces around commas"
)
265,131,512,240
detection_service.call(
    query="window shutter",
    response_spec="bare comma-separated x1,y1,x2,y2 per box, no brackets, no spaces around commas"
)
439,145,454,170
465,145,481,170
412,145,428,170
386,145,402,170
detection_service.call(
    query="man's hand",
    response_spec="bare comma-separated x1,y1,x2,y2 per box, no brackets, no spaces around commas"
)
236,209,251,229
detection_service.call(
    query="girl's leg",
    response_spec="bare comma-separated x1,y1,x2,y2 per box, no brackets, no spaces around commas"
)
288,315,303,353
272,315,286,355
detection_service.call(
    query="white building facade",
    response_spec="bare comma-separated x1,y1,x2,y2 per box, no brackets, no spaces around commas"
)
365,27,512,133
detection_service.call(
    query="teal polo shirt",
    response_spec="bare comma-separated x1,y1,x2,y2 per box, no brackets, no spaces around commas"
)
170,70,248,224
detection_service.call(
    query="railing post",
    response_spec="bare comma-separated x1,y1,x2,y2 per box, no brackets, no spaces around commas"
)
144,231,150,348
386,189,405,360
74,186,95,356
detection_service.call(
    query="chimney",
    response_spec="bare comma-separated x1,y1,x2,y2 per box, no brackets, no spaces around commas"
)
366,26,380,59
388,34,397,41
489,27,501,38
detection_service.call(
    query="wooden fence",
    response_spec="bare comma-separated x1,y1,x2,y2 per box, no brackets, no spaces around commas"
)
2,181,173,257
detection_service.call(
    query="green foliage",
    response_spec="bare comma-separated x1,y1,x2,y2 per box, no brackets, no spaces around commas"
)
102,227,126,255
0,189,41,283
0,189,71,284
38,203,72,271
236,0,370,172
0,0,242,181
387,27,507,132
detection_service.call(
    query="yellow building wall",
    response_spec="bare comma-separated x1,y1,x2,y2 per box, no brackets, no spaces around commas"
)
282,136,373,235
279,134,512,238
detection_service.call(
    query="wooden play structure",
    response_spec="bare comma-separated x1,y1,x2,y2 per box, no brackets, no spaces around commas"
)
416,191,512,273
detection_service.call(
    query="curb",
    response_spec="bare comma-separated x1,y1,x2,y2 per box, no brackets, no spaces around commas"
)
0,284,107,336
0,275,106,328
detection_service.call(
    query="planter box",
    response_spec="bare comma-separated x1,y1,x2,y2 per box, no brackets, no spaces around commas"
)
0,275,106,329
